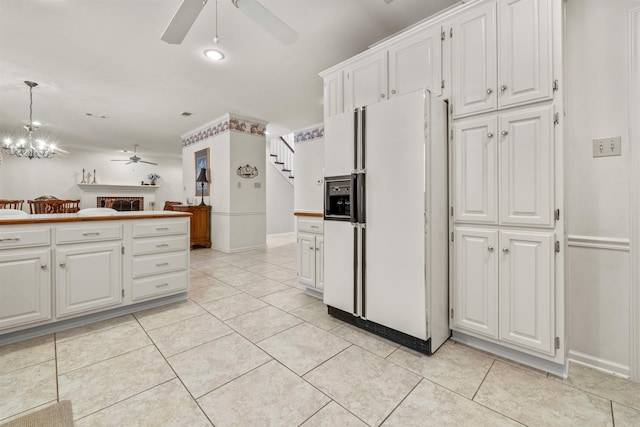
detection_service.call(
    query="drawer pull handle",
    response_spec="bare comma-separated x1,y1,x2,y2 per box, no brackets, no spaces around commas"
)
156,283,170,288
501,130,508,136
59,263,66,268
486,88,493,94
41,265,48,270
488,246,494,252
310,225,319,229
0,237,20,242
156,262,170,267
156,227,170,231
82,232,100,236
502,248,510,254
156,244,170,248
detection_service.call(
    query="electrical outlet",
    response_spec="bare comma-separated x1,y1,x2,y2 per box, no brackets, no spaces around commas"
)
593,136,621,157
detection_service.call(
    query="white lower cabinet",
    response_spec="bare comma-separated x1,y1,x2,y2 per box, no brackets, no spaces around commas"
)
55,241,122,318
297,218,324,292
0,248,52,330
453,226,555,356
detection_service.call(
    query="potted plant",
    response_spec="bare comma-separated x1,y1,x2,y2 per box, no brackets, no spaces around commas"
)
147,172,160,185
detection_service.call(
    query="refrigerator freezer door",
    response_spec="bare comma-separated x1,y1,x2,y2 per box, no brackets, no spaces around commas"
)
365,90,428,340
323,220,356,314
324,109,357,177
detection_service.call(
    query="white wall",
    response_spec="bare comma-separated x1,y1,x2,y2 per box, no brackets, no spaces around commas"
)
0,147,182,210
293,137,325,213
266,161,294,234
566,0,640,375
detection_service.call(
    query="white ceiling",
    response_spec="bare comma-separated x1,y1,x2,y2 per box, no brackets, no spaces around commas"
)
0,0,459,158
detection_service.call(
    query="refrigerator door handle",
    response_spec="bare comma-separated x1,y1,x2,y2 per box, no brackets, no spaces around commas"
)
361,225,366,318
350,173,358,224
357,173,366,224
353,224,358,314
353,109,359,171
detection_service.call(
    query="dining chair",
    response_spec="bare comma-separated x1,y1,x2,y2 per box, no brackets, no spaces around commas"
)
164,201,181,211
0,200,24,210
28,199,80,214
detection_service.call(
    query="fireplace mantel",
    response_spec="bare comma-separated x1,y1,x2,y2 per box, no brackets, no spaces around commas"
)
77,184,159,192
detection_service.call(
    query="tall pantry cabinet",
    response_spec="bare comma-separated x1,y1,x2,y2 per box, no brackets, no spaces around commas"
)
449,0,564,366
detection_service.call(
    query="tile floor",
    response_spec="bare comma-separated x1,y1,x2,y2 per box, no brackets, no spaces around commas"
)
1,233,640,426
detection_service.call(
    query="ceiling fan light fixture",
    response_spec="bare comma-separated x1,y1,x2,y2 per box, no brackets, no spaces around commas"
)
204,49,225,61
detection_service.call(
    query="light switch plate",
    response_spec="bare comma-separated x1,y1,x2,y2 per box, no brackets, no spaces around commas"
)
593,136,621,157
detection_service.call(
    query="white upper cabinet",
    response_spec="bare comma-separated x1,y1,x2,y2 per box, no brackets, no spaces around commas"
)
499,106,554,226
499,229,555,355
344,51,388,111
323,70,343,119
453,116,498,224
452,0,553,118
498,0,552,108
388,29,441,98
451,2,498,117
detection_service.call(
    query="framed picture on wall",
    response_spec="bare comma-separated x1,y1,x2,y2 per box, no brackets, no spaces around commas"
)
194,148,210,196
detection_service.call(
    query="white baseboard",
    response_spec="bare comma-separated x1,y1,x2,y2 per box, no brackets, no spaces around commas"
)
567,350,630,379
211,244,267,253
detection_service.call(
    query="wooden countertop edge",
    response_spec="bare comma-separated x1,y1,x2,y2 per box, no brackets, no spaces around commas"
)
294,212,324,218
0,212,192,225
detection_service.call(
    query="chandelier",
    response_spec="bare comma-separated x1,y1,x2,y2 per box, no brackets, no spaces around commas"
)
2,81,58,159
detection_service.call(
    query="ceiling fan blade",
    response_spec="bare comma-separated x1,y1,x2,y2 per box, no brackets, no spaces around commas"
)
111,159,129,162
232,0,298,46
139,160,159,165
161,0,208,44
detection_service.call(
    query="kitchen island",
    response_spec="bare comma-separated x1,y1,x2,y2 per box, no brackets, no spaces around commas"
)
0,211,192,345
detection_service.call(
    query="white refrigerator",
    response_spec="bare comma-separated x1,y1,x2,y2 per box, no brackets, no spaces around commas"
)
323,89,450,353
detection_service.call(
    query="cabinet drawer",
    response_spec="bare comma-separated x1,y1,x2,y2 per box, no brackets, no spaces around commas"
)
55,224,122,244
133,221,188,237
132,270,188,301
298,219,323,234
132,235,189,255
132,252,188,278
0,228,50,249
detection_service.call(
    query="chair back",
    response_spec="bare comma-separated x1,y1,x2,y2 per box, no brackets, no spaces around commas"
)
164,201,181,211
28,199,81,214
0,200,24,210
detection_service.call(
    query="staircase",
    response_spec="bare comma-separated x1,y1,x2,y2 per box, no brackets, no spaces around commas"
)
269,135,294,184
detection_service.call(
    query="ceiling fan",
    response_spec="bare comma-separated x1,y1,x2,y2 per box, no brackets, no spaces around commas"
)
111,145,158,165
161,0,298,46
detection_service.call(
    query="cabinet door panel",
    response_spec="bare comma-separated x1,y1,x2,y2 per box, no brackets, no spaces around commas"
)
388,30,440,97
452,2,497,117
56,242,122,318
453,227,498,338
315,235,324,290
0,249,51,330
499,230,554,355
498,0,552,108
324,71,343,118
344,52,388,110
297,232,315,287
499,106,553,226
454,117,498,224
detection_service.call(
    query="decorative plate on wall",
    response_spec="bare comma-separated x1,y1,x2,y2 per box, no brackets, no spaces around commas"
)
237,164,258,179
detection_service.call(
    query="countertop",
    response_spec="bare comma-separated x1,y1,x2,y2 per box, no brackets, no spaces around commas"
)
0,210,191,225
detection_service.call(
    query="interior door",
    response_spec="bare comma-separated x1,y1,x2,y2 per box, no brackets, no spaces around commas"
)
365,90,427,340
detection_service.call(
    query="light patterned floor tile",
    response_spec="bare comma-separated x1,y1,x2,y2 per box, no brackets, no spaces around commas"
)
290,301,344,331
301,401,368,427
74,379,211,427
216,271,265,287
331,324,399,358
55,315,136,343
199,293,268,320
246,262,282,274
304,345,420,426
168,333,272,398
556,362,640,410
261,288,318,312
195,263,246,279
198,360,330,426
260,268,298,282
188,281,242,303
387,341,494,399
474,360,613,426
0,334,54,375
613,402,640,426
56,322,151,374
0,361,57,421
382,378,521,426
58,345,175,420
228,277,291,298
147,313,233,357
0,400,57,424
134,300,206,331
225,306,303,342
258,323,350,375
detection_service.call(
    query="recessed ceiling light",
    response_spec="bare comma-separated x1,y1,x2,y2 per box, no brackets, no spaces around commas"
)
204,49,225,61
